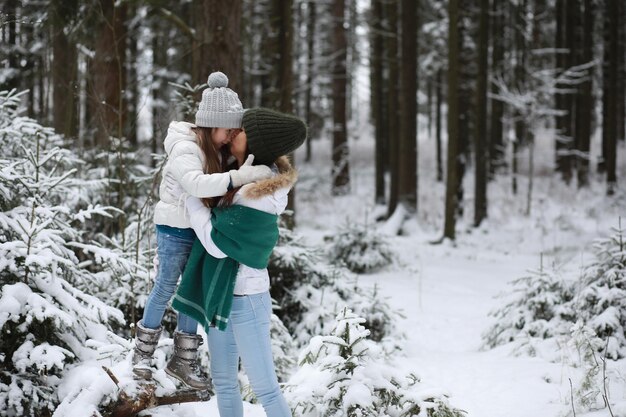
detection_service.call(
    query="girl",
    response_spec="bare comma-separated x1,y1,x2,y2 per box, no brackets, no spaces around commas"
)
132,73,273,390
171,108,306,417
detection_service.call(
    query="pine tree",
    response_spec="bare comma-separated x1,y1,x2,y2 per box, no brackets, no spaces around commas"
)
0,90,125,416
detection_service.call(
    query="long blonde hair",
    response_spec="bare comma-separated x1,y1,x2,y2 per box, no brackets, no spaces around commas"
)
191,126,226,208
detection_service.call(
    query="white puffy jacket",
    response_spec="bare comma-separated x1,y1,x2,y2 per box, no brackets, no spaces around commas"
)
153,121,231,228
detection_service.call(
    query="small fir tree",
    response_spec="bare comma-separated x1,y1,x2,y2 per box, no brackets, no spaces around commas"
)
485,223,626,361
567,322,606,411
0,90,125,416
575,222,626,359
284,308,464,417
326,218,396,273
484,256,575,352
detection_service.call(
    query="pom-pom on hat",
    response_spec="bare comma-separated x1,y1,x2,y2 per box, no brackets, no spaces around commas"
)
195,71,244,128
242,108,307,166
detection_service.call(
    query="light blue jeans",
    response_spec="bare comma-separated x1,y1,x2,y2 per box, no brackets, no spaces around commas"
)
208,291,292,417
141,225,198,334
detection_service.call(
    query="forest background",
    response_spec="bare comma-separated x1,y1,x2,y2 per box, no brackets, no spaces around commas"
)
1,0,626,416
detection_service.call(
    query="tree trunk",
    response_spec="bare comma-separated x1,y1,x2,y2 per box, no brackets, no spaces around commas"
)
242,0,252,106
2,0,19,92
427,78,432,139
436,69,443,183
331,0,350,195
278,0,296,229
125,3,138,147
397,0,418,213
385,0,400,216
456,2,472,217
371,0,385,204
489,0,504,177
192,1,242,92
577,0,593,187
91,0,126,146
50,0,78,138
38,52,46,122
560,0,576,183
617,0,626,143
277,0,293,113
603,0,619,194
305,0,316,162
512,0,527,195
346,0,358,122
24,22,36,118
260,0,281,109
151,18,168,165
443,0,460,240
555,0,569,178
474,0,489,226
526,132,535,216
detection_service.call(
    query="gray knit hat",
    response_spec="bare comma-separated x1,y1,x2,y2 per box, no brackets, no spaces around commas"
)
195,72,244,128
242,108,307,166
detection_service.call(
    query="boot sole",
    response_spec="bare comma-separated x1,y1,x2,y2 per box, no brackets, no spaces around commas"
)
164,367,210,391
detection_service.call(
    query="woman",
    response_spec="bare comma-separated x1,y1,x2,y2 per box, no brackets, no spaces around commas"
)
171,108,306,417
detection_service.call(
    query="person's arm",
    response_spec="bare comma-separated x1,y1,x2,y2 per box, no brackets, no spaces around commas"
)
172,153,273,198
171,153,231,198
185,196,227,258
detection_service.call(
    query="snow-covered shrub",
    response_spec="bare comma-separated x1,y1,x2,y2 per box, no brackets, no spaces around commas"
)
483,259,575,352
567,322,607,411
349,283,404,345
574,226,626,359
0,89,125,416
284,308,463,417
326,219,396,273
269,228,403,347
485,224,626,359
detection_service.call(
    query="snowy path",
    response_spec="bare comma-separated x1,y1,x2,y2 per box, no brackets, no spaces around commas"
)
360,238,567,417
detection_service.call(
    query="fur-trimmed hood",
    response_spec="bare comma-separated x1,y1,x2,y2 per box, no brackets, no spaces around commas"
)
242,156,297,199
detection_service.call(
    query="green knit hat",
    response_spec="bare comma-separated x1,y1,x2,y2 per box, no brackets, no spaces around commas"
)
242,108,307,165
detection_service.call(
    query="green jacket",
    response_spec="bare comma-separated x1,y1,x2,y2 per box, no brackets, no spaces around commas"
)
172,205,279,331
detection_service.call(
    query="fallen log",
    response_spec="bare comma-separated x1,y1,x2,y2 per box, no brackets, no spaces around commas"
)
101,367,210,417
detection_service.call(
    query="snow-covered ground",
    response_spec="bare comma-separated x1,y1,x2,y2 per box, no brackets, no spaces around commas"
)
290,128,626,417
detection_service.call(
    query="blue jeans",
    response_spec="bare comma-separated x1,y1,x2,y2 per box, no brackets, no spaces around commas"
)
141,226,198,334
208,292,292,417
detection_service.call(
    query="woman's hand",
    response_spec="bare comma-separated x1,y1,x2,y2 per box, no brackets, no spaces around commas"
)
229,155,272,187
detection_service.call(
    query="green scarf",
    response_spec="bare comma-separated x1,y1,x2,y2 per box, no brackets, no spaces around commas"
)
172,205,279,331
